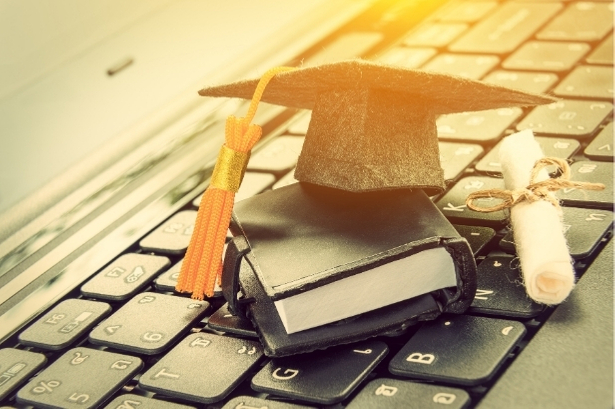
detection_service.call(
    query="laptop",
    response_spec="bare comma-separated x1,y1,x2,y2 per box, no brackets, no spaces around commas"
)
0,0,612,408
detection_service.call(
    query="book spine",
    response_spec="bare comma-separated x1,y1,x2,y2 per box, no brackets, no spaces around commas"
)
439,237,477,314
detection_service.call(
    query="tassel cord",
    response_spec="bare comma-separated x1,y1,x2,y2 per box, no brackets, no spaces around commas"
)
177,66,295,299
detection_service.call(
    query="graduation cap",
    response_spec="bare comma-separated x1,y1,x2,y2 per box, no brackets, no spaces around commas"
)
198,59,555,195
178,60,555,300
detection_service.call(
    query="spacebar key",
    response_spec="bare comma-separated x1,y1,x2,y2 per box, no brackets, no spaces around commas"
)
477,240,614,409
449,2,563,54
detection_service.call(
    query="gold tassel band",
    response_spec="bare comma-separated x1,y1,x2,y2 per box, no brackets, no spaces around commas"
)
210,144,251,192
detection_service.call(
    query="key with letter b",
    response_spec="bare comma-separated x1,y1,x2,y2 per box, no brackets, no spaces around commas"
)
389,315,525,386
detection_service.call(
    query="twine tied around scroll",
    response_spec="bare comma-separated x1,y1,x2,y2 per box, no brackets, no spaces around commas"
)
466,157,605,213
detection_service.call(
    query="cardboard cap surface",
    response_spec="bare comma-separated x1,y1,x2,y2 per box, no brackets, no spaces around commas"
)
199,60,556,193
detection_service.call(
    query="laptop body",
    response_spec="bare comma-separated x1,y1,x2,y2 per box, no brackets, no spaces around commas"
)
0,0,374,329
0,1,612,408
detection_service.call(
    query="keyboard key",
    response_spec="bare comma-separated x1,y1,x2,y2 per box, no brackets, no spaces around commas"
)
502,41,590,72
438,142,483,181
478,240,614,408
247,136,304,173
346,378,470,409
236,172,276,202
154,259,183,292
537,2,614,42
155,259,223,296
272,170,299,190
223,396,316,409
251,340,388,405
375,46,437,68
140,211,197,255
105,394,196,408
475,136,580,174
207,303,257,338
553,66,614,100
0,349,47,401
89,293,209,355
139,333,263,404
517,100,613,138
469,255,544,319
303,32,383,67
586,34,613,65
18,299,111,350
388,315,525,386
557,161,614,209
192,172,275,206
500,207,613,259
422,54,499,80
16,348,142,409
449,2,563,54
483,70,558,94
191,194,202,208
439,1,497,23
585,123,614,161
453,224,496,256
287,111,311,135
403,23,467,47
81,254,170,301
436,176,508,227
437,108,522,143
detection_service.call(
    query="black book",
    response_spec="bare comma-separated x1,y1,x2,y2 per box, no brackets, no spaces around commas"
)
222,182,476,357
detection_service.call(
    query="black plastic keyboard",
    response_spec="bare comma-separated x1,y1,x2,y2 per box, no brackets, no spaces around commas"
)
1,1,612,408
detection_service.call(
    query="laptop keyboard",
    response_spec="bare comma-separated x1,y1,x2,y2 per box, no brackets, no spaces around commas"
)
1,0,613,407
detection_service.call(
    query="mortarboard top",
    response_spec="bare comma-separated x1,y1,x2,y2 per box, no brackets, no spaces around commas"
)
199,59,556,195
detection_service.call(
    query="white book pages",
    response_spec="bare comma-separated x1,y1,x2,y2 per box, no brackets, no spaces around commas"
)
274,247,457,334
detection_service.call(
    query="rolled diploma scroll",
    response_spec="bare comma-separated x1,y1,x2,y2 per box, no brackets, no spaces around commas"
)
499,129,574,304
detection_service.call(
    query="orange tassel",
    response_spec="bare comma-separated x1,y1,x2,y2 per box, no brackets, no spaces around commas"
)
177,66,295,300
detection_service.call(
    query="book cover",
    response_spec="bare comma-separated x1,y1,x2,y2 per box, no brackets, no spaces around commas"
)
222,182,477,356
